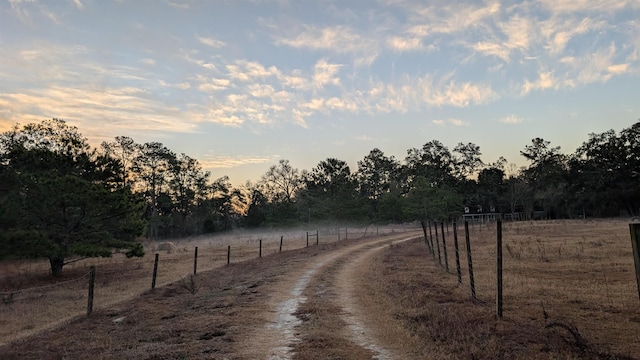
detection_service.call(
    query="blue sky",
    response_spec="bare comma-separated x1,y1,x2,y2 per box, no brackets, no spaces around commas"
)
1,0,639,185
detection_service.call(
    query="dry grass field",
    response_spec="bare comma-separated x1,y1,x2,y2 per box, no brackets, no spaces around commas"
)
0,225,386,346
0,219,638,359
469,219,639,355
358,218,640,358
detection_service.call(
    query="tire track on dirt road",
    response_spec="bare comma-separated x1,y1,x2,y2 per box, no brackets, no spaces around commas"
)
334,236,417,360
239,232,420,359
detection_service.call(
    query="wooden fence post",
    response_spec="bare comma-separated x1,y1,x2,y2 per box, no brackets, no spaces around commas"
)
435,221,442,266
496,219,503,318
259,239,262,258
453,222,462,284
345,228,348,240
630,223,640,299
428,221,435,257
227,245,231,265
151,253,159,290
280,236,283,253
441,222,449,272
87,265,95,316
306,232,309,247
193,246,198,275
421,221,430,251
464,221,477,301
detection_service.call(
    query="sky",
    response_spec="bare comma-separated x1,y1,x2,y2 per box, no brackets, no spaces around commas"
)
1,0,639,185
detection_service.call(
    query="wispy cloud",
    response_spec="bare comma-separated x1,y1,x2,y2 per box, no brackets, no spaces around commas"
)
197,35,225,48
72,0,84,10
432,118,469,127
354,134,374,141
276,25,375,53
196,76,230,92
199,154,273,169
139,58,156,66
2,0,639,157
471,41,511,62
386,36,423,51
313,59,342,88
429,81,498,107
538,0,637,14
521,71,558,95
0,42,199,140
0,86,198,142
574,43,627,84
167,1,190,10
499,115,524,124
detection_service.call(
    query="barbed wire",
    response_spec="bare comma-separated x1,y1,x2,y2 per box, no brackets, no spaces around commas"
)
0,270,91,296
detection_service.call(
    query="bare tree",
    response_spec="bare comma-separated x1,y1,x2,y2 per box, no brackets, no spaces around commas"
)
261,159,303,203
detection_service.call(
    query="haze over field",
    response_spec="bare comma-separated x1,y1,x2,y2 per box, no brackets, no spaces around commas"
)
1,0,639,184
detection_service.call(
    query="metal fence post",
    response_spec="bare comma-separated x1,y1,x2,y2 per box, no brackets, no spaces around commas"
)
87,266,96,316
630,223,640,299
496,220,503,318
193,246,198,275
151,253,159,290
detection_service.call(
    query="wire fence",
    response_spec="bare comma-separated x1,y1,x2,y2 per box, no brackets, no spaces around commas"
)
418,218,639,349
0,223,418,345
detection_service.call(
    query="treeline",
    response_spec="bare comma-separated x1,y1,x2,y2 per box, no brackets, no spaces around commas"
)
1,118,639,274
248,120,640,225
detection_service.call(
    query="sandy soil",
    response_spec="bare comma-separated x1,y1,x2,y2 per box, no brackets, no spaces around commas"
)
236,232,420,359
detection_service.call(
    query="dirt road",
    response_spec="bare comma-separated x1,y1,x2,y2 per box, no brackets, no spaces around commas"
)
239,232,419,359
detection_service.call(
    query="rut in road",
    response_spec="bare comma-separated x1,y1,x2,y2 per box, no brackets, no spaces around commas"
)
334,238,415,360
241,232,419,359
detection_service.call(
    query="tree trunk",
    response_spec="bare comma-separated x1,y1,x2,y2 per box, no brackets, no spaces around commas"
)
49,257,64,277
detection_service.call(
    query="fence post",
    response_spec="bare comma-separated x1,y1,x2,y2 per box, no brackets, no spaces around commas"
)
306,232,309,247
453,222,462,284
435,221,442,266
151,253,159,290
420,221,430,250
630,223,640,299
345,228,348,240
280,236,283,253
496,220,503,318
193,246,198,275
441,222,449,272
259,239,262,258
428,221,435,257
464,221,477,301
87,265,96,316
338,227,341,241
227,245,231,265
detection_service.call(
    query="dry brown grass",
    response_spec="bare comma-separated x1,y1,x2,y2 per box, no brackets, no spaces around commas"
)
361,219,640,359
0,220,638,359
0,225,395,346
0,241,331,359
